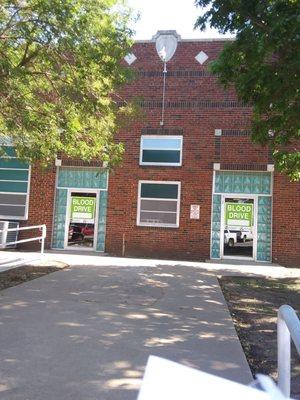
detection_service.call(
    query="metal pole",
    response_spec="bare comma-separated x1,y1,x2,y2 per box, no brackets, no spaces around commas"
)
278,311,291,397
40,224,46,255
277,305,300,397
160,62,167,126
0,221,9,248
122,233,126,257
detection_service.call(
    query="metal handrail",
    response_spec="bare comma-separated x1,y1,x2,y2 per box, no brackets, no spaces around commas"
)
0,222,46,254
277,305,300,397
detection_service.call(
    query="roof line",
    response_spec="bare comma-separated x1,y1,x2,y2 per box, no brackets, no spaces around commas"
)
134,37,235,43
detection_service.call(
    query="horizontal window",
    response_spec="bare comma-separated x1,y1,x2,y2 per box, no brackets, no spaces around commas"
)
140,211,177,225
0,146,30,220
1,146,15,157
0,204,26,217
141,183,178,199
137,181,180,228
0,181,28,193
140,199,177,212
140,136,183,166
0,169,29,181
0,193,27,205
0,158,29,169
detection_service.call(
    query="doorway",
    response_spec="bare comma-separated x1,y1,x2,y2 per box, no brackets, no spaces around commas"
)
221,196,256,260
65,190,98,250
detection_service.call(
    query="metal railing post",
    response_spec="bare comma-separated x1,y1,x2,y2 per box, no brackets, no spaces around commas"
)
277,305,300,397
0,221,9,248
0,223,47,250
278,309,291,397
40,224,46,255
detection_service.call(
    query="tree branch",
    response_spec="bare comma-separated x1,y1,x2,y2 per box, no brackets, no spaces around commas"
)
0,6,22,37
19,42,30,67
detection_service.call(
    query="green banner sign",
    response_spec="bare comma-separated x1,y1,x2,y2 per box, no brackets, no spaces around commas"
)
225,202,253,227
71,196,96,221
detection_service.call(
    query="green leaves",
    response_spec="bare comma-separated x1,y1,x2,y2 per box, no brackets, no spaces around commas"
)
0,0,134,167
195,0,300,180
273,150,300,181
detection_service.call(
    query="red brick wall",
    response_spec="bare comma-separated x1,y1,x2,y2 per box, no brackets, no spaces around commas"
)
19,165,56,250
105,40,270,260
272,173,300,267
21,39,299,266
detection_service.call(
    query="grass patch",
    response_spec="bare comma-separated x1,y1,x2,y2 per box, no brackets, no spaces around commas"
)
219,276,300,398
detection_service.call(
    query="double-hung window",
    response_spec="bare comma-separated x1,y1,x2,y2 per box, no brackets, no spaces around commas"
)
137,181,181,228
140,136,183,166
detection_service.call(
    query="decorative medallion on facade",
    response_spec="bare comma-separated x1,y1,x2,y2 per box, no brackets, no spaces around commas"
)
124,53,137,65
195,51,209,65
153,30,181,62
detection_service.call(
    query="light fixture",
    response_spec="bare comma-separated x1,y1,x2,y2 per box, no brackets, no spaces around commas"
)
153,31,180,126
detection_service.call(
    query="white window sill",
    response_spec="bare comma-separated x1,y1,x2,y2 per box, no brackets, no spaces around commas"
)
137,223,179,229
140,163,182,167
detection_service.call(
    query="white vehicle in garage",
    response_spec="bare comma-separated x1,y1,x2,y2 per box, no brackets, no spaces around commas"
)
240,227,253,242
224,229,238,247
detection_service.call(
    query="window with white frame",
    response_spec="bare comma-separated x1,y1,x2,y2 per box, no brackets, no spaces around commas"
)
137,181,181,228
140,136,183,166
0,146,31,220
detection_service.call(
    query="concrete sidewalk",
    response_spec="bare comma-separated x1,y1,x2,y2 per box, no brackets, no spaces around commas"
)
0,264,252,400
1,249,300,278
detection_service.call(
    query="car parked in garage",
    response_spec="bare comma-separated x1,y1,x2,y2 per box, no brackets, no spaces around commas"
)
239,227,253,242
69,223,95,241
224,229,238,247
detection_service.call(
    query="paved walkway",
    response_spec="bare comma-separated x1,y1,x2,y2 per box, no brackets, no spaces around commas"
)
1,249,300,278
0,252,42,272
0,263,252,400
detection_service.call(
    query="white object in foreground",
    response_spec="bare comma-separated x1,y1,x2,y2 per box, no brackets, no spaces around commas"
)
137,356,288,400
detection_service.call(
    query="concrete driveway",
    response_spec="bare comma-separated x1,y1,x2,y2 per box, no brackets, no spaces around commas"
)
0,264,252,400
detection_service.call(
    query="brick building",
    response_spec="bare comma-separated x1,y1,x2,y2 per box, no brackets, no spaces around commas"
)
1,31,299,267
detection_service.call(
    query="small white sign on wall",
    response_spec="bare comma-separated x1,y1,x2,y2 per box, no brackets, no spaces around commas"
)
190,204,200,220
